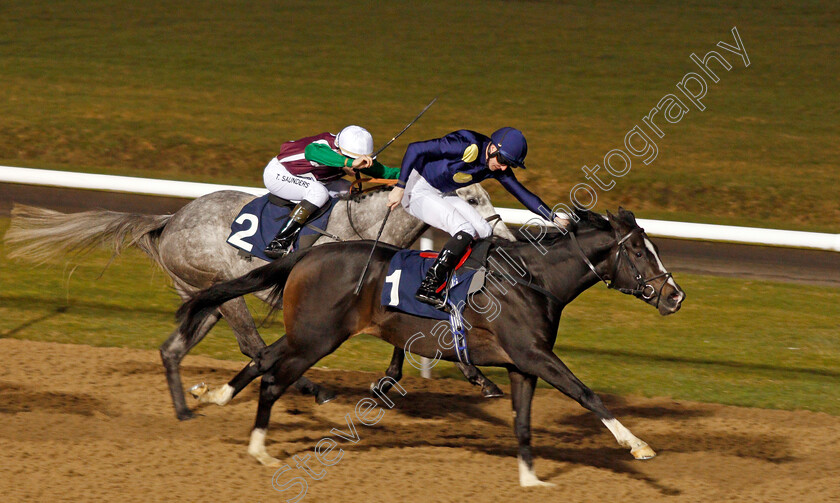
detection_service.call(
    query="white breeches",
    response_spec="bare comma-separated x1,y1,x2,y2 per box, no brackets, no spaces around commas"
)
263,158,351,207
401,171,492,238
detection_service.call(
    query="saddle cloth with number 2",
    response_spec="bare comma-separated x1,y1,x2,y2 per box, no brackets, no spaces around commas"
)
226,194,337,261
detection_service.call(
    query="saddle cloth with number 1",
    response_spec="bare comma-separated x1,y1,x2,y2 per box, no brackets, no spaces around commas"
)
380,242,490,320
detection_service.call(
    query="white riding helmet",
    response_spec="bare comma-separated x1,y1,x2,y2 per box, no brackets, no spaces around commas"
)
335,125,375,159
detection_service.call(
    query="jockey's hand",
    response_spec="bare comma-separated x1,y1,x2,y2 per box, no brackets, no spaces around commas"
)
553,215,571,230
387,187,405,210
342,165,357,176
351,155,373,170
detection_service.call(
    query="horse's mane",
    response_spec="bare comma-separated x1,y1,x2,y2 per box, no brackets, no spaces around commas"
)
570,209,612,232
486,209,611,250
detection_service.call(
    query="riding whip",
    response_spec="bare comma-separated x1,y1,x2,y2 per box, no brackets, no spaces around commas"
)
351,97,438,194
372,97,437,158
352,97,437,294
353,207,392,295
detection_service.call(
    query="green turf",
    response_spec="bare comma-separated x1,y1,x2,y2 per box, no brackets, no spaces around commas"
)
2,218,838,414
1,0,838,414
1,0,838,231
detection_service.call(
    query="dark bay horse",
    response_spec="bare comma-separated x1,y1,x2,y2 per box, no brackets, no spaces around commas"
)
4,185,513,419
177,208,685,486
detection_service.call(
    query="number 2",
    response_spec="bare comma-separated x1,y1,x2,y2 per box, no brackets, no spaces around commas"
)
228,213,259,252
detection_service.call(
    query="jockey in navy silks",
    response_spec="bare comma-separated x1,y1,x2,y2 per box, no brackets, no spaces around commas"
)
263,125,399,258
387,127,568,309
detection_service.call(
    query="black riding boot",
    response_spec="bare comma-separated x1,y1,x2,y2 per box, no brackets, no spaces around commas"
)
264,200,319,259
415,231,474,309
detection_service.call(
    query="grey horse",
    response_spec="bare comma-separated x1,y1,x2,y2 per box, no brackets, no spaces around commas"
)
5,185,515,419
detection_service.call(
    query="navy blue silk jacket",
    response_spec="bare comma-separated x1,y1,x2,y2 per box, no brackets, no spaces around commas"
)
397,130,552,218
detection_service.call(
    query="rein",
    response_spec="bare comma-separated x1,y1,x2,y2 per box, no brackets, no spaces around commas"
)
345,184,394,239
484,213,504,234
346,198,364,239
483,226,670,309
350,177,399,194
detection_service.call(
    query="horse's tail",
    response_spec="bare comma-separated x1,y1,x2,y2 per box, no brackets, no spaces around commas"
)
175,248,314,347
4,203,173,269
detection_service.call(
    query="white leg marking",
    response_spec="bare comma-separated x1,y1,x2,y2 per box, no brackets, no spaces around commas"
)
644,237,679,289
195,383,233,405
248,428,283,466
602,418,656,459
198,384,234,405
517,456,555,487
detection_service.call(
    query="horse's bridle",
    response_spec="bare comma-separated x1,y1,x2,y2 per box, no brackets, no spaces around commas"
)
570,228,673,306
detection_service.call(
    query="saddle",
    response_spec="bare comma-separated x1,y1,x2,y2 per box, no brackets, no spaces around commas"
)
226,194,337,261
380,240,492,321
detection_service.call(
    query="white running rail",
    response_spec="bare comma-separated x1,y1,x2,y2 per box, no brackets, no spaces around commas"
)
2,165,838,252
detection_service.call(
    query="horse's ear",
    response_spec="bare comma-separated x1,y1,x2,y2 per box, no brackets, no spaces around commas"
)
606,210,620,231
618,207,638,227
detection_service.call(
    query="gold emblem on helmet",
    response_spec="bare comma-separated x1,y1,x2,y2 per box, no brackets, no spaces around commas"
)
461,144,479,163
453,172,473,184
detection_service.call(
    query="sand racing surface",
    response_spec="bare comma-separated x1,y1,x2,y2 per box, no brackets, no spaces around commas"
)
1,338,838,502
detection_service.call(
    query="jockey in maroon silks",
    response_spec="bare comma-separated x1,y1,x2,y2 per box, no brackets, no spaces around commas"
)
263,125,399,258
387,127,568,309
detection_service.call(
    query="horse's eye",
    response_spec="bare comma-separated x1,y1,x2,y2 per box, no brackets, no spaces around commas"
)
635,252,643,258
468,198,479,205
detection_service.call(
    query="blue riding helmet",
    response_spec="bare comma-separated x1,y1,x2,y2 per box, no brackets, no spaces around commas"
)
490,127,528,169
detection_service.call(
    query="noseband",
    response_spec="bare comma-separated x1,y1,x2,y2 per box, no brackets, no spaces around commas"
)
569,228,673,306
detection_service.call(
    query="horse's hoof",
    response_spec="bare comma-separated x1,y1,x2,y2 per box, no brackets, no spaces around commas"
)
251,452,285,467
520,479,556,488
518,457,555,487
189,383,208,399
263,457,285,467
316,389,337,405
176,409,198,421
482,384,504,398
631,444,656,460
370,382,390,397
260,456,285,467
